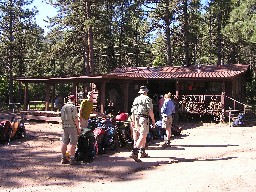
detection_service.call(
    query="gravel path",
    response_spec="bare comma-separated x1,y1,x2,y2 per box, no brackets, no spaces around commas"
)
1,112,256,192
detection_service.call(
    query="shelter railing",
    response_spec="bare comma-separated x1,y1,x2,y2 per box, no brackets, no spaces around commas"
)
178,94,222,115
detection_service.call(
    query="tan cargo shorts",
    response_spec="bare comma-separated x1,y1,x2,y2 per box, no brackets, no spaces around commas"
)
62,127,78,145
133,115,149,136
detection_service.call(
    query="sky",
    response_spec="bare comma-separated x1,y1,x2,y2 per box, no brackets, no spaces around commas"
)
32,0,208,34
30,0,57,33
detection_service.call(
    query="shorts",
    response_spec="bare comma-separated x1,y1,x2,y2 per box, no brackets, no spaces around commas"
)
79,117,88,129
62,127,78,145
162,115,173,129
133,116,149,136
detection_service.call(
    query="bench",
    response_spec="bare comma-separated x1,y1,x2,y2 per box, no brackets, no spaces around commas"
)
28,101,45,110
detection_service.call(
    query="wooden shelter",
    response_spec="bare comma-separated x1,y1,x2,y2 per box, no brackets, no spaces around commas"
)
16,63,251,122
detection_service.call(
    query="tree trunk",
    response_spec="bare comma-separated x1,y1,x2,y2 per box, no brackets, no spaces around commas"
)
87,1,95,75
165,0,172,66
183,0,189,66
8,0,14,104
217,12,222,65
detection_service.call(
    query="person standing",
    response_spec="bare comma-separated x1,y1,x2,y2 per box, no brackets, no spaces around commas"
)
161,92,175,147
130,86,155,162
79,91,94,129
60,95,81,165
54,95,64,112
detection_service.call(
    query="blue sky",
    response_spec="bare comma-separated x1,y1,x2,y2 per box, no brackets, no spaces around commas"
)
31,0,57,32
32,0,208,33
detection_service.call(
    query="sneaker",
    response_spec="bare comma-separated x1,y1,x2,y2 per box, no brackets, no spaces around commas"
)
129,152,142,162
69,159,81,165
140,152,149,158
61,158,70,164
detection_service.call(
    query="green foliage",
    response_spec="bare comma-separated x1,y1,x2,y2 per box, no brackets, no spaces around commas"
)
223,0,256,44
0,77,8,104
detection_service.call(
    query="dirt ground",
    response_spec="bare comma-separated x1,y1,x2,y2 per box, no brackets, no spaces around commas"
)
0,112,256,192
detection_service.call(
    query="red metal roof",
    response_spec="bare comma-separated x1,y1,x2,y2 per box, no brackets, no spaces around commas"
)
107,64,250,80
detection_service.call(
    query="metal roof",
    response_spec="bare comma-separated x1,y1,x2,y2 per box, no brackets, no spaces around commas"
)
16,64,250,83
107,64,250,80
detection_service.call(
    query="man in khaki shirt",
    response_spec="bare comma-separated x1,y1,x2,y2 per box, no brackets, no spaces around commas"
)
130,86,155,162
60,95,81,165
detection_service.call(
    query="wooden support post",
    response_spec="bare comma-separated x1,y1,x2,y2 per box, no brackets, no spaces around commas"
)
24,83,28,111
100,81,106,114
123,82,129,113
45,83,50,111
221,81,225,110
175,80,180,123
175,80,179,98
51,84,55,110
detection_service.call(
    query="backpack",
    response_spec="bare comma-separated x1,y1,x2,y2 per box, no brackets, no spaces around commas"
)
232,113,245,127
10,118,26,140
171,124,182,136
116,113,128,121
116,121,132,147
104,126,118,150
93,127,106,155
75,128,96,163
0,120,12,144
154,120,182,137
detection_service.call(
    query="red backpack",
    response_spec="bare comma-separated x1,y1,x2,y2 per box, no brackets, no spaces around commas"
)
116,113,128,121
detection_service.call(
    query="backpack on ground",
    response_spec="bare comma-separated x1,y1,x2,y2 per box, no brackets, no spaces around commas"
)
10,118,26,140
75,128,96,163
154,120,182,137
171,124,182,136
116,121,132,147
93,127,106,155
0,120,12,144
232,113,245,127
103,125,118,150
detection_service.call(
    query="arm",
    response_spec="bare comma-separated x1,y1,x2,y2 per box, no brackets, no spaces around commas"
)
148,97,155,127
149,110,155,128
75,117,81,135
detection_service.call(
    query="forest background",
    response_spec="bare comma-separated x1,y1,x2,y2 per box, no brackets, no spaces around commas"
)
0,0,256,109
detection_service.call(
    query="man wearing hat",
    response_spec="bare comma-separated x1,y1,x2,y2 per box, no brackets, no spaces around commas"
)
130,86,155,162
60,94,81,165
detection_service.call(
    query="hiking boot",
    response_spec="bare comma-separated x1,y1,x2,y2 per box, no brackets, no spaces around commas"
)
61,157,70,164
69,158,81,165
139,148,149,158
140,152,149,158
129,152,142,162
129,148,141,162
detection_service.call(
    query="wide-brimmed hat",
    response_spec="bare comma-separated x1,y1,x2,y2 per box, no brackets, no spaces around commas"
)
138,86,149,94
